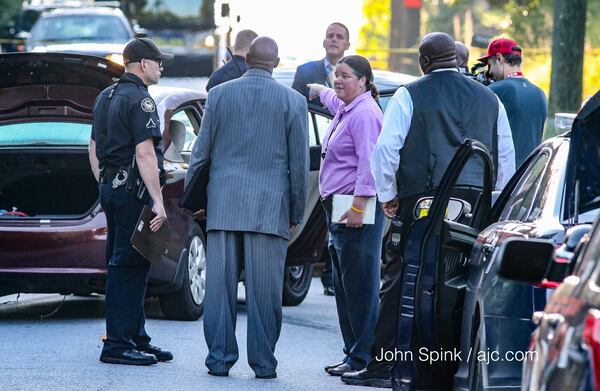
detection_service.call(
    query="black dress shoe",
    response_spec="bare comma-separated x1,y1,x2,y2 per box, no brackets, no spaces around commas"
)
208,369,229,377
324,361,346,372
139,344,173,362
100,349,157,366
341,367,392,388
255,372,277,379
323,286,335,296
326,363,354,376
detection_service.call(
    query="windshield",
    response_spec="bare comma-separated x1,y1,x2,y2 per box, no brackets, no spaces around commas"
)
29,14,130,44
0,122,91,146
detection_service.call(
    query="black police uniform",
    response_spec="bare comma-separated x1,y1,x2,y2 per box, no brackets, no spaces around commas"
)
91,72,163,357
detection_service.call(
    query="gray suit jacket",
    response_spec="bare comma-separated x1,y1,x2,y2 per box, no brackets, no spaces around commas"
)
186,68,309,240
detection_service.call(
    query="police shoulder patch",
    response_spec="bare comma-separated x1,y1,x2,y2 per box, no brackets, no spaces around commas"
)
141,97,156,112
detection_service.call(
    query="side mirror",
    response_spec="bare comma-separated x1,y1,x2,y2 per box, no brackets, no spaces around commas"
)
414,197,471,222
497,238,555,284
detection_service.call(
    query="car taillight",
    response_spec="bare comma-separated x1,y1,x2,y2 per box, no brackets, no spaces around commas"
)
535,281,561,288
583,309,600,389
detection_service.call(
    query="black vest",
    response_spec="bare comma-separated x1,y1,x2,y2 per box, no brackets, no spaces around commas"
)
397,71,498,198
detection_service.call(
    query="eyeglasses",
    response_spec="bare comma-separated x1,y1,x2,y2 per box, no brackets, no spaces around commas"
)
143,58,163,68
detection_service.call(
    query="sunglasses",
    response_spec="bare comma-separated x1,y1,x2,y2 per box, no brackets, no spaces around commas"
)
144,58,163,68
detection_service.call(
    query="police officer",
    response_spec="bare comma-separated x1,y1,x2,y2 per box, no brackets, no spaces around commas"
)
88,38,173,366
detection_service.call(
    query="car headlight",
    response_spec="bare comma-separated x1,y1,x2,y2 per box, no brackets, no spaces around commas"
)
105,53,124,65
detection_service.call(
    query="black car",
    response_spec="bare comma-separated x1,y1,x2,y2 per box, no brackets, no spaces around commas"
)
389,91,600,390
496,91,600,391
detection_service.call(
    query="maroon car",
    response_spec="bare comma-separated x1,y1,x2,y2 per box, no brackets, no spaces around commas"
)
0,53,327,320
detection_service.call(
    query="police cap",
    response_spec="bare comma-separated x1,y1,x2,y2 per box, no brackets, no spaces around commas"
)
123,38,174,64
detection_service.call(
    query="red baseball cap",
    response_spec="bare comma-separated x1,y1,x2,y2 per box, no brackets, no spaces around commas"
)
477,37,522,62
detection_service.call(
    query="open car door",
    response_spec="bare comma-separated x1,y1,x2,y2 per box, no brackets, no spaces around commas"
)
393,139,494,390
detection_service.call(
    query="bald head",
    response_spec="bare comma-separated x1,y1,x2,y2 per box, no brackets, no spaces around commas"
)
455,41,469,69
418,32,457,74
246,36,280,73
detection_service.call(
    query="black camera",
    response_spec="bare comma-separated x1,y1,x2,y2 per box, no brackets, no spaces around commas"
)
469,62,494,86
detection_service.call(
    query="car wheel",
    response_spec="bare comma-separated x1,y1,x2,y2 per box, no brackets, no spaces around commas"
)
282,263,314,306
159,224,206,321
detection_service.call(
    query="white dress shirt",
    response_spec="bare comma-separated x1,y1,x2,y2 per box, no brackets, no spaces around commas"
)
371,69,516,203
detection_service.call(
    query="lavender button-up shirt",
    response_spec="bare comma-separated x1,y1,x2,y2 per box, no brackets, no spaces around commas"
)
319,89,383,198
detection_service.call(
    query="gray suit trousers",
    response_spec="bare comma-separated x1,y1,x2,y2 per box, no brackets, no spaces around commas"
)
204,230,287,376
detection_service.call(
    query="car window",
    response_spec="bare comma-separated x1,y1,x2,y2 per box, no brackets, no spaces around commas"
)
307,113,318,146
313,112,332,144
30,14,130,43
16,9,41,32
500,151,550,221
171,108,200,152
379,95,392,112
0,122,90,145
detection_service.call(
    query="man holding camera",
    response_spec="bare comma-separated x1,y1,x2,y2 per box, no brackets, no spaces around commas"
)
89,38,172,366
479,37,547,166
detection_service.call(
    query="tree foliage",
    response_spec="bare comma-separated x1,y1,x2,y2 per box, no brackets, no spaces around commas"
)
358,0,391,51
0,0,21,28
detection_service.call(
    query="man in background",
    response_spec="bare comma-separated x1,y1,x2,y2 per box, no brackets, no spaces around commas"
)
455,41,469,74
479,37,547,166
292,22,350,296
292,22,350,100
206,29,258,92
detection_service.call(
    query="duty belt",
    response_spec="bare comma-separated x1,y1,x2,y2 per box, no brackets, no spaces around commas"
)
100,167,129,189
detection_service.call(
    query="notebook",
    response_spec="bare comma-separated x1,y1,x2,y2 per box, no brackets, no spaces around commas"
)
130,205,172,262
331,195,377,224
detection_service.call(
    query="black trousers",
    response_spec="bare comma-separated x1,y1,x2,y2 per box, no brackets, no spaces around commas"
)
367,187,482,370
367,193,422,370
99,183,151,355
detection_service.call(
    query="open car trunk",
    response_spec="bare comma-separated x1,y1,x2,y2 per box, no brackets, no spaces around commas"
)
0,148,98,218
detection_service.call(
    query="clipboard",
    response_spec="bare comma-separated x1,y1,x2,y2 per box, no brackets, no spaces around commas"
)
331,195,377,224
130,205,172,261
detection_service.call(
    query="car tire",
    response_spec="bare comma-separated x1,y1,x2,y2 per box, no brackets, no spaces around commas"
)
159,224,206,321
282,263,314,306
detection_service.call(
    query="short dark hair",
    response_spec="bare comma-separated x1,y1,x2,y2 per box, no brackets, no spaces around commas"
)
502,46,522,66
234,29,258,51
327,22,350,41
338,55,378,100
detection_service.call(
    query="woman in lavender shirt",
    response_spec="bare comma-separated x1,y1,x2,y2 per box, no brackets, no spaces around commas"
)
308,55,386,376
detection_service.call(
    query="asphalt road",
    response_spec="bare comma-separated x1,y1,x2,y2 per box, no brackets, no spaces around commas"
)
0,278,374,391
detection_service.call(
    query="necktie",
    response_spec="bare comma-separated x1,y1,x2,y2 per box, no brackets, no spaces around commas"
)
326,64,336,87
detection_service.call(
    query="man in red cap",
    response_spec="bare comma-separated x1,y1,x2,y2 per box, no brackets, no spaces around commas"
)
479,37,547,166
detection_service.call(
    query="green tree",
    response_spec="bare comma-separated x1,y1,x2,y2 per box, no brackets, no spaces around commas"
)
0,0,21,29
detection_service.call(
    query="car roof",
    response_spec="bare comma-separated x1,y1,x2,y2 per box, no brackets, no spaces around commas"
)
39,6,126,17
273,66,418,90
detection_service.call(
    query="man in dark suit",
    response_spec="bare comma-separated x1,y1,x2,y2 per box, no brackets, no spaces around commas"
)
292,22,350,100
185,36,309,380
206,29,258,92
292,22,349,296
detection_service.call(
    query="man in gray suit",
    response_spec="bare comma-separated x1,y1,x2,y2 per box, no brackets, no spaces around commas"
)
185,36,309,379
